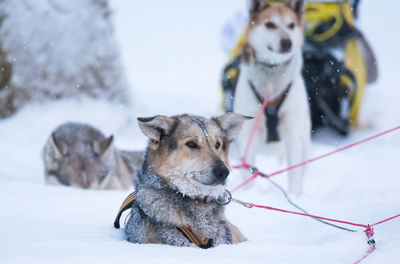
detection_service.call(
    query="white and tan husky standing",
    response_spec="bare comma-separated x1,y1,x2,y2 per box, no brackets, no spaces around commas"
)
234,0,310,195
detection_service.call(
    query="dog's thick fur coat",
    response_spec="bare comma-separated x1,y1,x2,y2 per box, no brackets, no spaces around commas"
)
234,0,311,195
124,113,249,247
43,122,142,190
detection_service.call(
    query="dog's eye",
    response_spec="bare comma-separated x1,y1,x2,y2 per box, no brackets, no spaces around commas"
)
288,22,295,30
215,142,221,150
265,22,276,29
186,141,199,149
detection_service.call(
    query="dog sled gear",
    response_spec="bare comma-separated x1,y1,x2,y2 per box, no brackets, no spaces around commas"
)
248,80,292,142
222,56,241,113
176,227,213,249
114,191,213,249
220,0,377,136
114,192,137,229
303,0,377,134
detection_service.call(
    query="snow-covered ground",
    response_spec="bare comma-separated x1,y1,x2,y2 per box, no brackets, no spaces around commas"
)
1,1,399,263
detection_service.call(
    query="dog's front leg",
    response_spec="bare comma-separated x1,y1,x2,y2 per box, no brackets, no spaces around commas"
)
157,225,197,247
284,132,309,196
225,219,247,244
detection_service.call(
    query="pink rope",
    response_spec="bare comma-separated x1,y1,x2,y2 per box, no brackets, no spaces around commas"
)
230,171,260,193
248,202,400,230
233,126,400,191
372,213,400,227
247,203,369,228
233,198,400,264
239,200,399,264
231,126,400,263
230,84,399,264
353,246,376,264
232,162,252,170
242,94,271,162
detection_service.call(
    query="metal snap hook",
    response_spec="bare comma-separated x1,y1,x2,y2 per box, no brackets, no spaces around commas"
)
216,189,232,205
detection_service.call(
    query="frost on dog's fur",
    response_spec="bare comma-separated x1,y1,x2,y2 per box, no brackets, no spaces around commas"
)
124,113,250,247
166,167,226,200
137,114,250,199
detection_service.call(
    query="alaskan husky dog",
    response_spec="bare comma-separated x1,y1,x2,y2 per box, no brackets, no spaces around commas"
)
124,113,250,247
233,0,311,195
43,122,143,190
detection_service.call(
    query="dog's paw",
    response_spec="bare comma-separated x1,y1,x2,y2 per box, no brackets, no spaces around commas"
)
288,185,303,197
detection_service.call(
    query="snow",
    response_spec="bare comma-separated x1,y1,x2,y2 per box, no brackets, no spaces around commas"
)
1,0,400,263
0,0,128,114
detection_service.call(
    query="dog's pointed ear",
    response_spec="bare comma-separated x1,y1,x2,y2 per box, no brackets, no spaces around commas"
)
93,135,114,157
50,133,68,159
287,0,305,17
249,0,269,15
215,113,253,141
137,116,176,142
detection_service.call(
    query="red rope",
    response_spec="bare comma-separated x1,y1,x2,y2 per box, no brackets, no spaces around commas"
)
230,84,400,263
239,200,399,230
238,199,398,263
230,171,259,193
247,202,369,228
372,213,400,227
231,198,400,264
353,246,376,264
232,162,252,170
242,94,270,162
232,126,400,191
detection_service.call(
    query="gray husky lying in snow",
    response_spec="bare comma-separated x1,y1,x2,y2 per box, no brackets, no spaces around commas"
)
43,122,143,190
123,113,250,247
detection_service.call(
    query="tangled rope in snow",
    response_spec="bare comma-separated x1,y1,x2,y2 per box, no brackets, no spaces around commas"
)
232,125,400,191
230,194,399,264
231,91,400,263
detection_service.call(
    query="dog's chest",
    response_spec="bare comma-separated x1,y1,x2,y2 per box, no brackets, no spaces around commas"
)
246,64,292,99
184,200,225,237
193,200,221,219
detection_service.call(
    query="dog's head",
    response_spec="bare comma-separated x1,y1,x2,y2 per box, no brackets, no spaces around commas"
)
244,0,305,64
43,123,117,189
138,113,251,199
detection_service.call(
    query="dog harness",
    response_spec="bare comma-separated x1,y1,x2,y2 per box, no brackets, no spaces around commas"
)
114,191,213,249
248,80,292,142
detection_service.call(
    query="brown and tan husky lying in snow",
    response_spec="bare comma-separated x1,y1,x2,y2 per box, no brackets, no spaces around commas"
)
123,113,250,247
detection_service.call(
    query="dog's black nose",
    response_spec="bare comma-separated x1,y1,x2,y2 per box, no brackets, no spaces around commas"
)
212,163,230,180
280,38,292,53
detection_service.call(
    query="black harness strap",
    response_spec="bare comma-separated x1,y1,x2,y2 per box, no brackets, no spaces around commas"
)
248,80,292,142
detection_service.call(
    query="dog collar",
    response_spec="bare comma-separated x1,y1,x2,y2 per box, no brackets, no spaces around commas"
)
248,80,292,142
253,51,292,70
114,191,214,248
255,58,292,69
